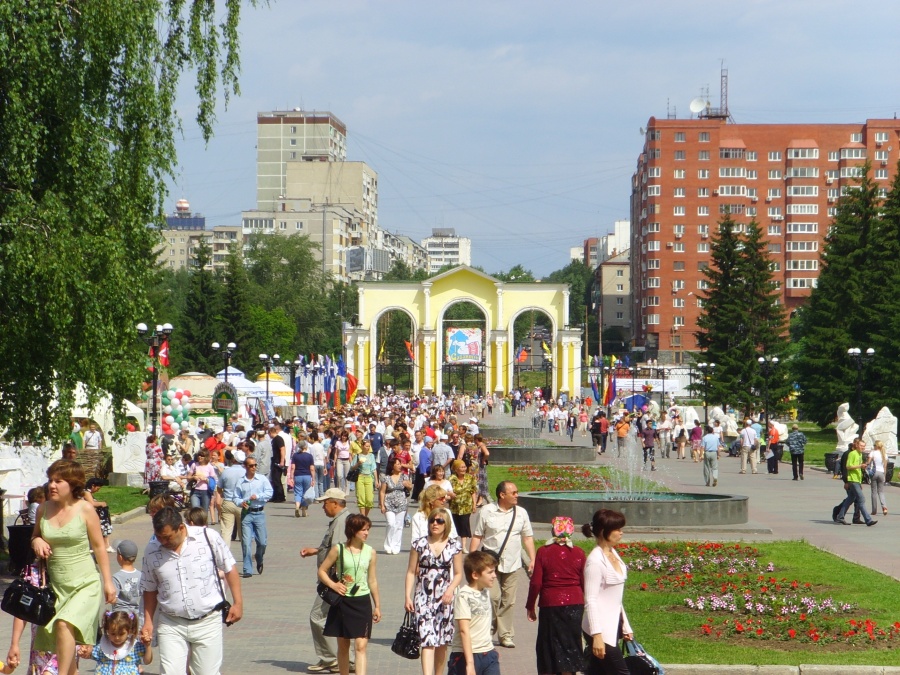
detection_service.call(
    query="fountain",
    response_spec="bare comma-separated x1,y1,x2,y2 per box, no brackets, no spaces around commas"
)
512,429,749,527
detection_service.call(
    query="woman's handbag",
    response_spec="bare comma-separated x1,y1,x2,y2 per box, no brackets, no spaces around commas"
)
1,561,57,626
346,462,361,483
316,544,344,607
391,611,421,660
622,639,665,675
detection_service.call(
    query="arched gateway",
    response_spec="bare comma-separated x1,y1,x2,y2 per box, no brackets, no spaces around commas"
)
342,266,582,397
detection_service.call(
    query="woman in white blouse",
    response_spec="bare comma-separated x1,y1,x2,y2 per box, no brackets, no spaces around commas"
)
581,509,633,675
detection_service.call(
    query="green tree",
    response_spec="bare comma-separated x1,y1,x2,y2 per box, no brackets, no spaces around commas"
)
178,240,223,375
382,259,428,281
794,166,890,424
545,259,593,330
695,215,788,415
494,265,535,282
0,0,256,440
220,248,255,374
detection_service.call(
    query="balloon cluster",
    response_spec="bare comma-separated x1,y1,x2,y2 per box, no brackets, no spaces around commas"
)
140,388,193,435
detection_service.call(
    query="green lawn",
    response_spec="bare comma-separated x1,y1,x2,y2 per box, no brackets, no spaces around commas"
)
540,539,900,665
93,486,148,515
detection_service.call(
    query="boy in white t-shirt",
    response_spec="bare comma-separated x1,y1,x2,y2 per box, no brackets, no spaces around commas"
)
448,551,500,675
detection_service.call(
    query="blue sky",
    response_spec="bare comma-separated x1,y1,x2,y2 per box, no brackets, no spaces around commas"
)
171,0,900,277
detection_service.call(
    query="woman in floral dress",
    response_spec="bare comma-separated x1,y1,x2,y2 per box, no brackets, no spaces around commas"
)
404,507,463,675
473,434,490,506
144,434,163,484
448,460,477,552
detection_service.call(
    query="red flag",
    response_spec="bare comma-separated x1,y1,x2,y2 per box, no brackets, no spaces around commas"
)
346,373,359,403
158,340,170,367
404,340,416,363
517,346,528,363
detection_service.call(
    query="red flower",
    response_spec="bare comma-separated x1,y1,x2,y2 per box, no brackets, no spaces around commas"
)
788,629,796,639
756,628,764,636
735,622,744,633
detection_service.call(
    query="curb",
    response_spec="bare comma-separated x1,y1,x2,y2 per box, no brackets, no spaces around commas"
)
664,666,900,675
626,525,773,535
111,506,148,525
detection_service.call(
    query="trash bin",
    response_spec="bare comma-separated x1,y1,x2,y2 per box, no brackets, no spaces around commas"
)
887,461,895,484
146,480,170,512
825,451,840,473
7,524,35,576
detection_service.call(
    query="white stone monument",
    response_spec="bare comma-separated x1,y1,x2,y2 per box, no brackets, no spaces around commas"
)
862,406,898,458
835,402,859,452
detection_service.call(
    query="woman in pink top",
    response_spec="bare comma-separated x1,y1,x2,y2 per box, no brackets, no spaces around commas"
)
578,409,589,437
581,509,633,675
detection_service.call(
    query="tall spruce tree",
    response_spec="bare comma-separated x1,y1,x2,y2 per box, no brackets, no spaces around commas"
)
220,248,255,375
793,166,883,425
178,240,223,374
694,215,788,416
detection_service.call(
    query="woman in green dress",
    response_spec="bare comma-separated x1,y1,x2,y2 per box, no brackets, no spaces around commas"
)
31,459,116,675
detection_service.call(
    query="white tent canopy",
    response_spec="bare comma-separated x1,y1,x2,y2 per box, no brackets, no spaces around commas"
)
72,382,145,434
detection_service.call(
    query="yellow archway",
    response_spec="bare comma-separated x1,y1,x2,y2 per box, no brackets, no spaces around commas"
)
342,266,582,396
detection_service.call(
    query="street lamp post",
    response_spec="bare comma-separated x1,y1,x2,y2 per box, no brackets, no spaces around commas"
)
212,341,237,425
258,353,280,405
697,362,716,423
757,356,779,452
137,322,173,437
311,362,322,406
847,347,875,417
657,368,668,408
287,358,301,405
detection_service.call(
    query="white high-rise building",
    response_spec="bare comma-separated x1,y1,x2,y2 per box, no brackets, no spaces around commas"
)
422,228,472,273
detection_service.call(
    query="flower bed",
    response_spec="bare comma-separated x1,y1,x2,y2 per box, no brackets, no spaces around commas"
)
507,464,614,491
619,541,900,645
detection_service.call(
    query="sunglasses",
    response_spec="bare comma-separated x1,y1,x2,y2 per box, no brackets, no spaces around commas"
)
429,517,446,525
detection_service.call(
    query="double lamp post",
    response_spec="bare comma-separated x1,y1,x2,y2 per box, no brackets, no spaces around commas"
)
137,322,173,437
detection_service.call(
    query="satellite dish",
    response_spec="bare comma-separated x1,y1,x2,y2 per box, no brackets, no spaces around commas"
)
639,127,645,135
689,97,707,114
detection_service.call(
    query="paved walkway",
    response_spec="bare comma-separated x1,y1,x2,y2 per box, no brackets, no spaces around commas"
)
1,407,897,674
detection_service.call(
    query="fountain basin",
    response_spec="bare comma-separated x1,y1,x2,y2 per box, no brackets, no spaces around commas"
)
518,490,748,527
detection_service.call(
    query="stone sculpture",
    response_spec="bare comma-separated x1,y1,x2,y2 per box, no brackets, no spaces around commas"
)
835,402,859,452
862,406,898,458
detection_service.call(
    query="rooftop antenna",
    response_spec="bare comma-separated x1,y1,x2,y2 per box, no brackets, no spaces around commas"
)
666,98,677,119
703,61,735,123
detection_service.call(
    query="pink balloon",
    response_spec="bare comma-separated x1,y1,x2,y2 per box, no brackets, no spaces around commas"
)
183,389,191,397
174,392,183,399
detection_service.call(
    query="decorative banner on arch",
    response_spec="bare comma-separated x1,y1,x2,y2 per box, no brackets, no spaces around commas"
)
445,327,482,364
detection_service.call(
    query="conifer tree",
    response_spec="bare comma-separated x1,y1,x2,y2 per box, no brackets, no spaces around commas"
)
178,240,223,374
221,248,255,375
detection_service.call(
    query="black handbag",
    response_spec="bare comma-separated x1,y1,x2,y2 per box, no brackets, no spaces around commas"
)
622,639,665,675
317,544,344,606
1,561,57,626
346,463,361,483
391,611,421,660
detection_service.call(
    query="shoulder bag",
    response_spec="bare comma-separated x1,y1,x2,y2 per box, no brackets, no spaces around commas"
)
481,506,516,563
317,543,345,606
391,610,421,659
622,638,665,675
203,528,233,625
346,457,361,483
1,560,57,626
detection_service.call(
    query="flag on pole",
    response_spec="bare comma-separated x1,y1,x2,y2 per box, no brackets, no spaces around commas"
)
347,373,359,403
158,340,170,368
517,346,528,363
404,340,416,364
378,342,385,361
590,373,600,402
541,341,551,356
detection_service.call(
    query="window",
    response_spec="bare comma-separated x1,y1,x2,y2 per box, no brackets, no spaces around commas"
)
698,169,710,179
841,166,864,178
646,259,660,269
745,151,757,161
747,170,758,179
698,150,710,161
672,279,685,290
698,206,709,215
674,187,686,197
768,169,782,179
697,280,709,290
647,241,660,251
646,296,660,306
841,148,866,159
280,221,287,230
828,207,837,217
747,207,758,216
787,241,818,252
787,148,819,159
674,150,686,160
827,188,839,198
648,167,661,178
647,185,661,196
675,132,686,142
878,187,889,198
826,169,839,179
616,269,624,276
169,237,175,244
296,221,304,230
648,149,660,159
875,132,890,142
290,138,297,146
673,224,685,235
674,169,686,179
649,130,661,141
769,245,783,255
787,278,818,289
786,167,819,178
672,298,685,310
770,262,781,272
768,225,782,235
718,185,747,196
698,132,710,142
697,243,710,253
290,125,296,133
787,204,819,215
787,186,819,196
748,188,758,198
720,167,747,178
767,206,782,216
876,169,889,179
616,312,624,319
647,278,661,288
787,259,819,270
875,150,889,161
616,283,624,291
850,133,862,143
673,243,685,252
828,150,839,161
647,315,660,325
698,224,709,236
767,188,781,198
787,222,818,233
615,298,624,307
674,206,685,216
768,151,782,161
698,261,709,271
647,222,660,232
698,188,710,198
720,148,744,159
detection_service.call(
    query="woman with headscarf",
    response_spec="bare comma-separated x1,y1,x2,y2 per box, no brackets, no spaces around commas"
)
525,516,586,675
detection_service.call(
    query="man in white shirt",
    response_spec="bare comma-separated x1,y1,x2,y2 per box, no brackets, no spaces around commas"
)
469,481,535,649
739,418,760,475
83,422,103,450
141,507,243,675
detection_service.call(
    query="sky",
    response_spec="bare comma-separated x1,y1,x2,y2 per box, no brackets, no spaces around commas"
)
171,0,900,277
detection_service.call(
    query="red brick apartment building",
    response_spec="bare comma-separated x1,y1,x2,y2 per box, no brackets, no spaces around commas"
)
630,117,900,364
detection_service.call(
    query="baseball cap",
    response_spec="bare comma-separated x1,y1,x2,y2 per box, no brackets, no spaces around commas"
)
469,417,478,423
116,540,139,560
233,450,247,463
316,487,347,502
